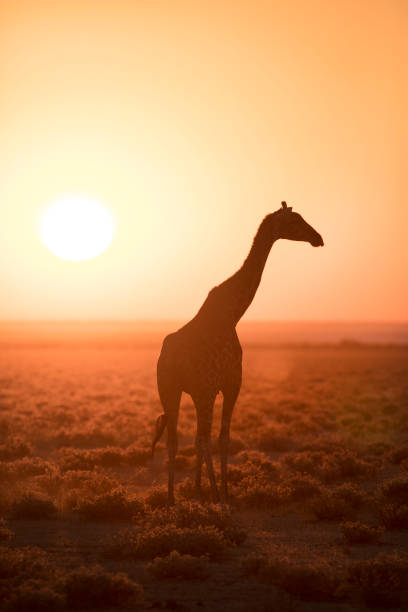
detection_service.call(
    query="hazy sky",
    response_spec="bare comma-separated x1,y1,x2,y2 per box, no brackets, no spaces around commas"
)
1,0,407,321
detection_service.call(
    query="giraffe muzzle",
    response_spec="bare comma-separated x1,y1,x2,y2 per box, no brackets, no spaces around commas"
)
311,233,324,247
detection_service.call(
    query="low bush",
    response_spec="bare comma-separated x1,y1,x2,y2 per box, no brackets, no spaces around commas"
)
3,580,65,612
341,521,383,544
144,486,169,509
234,479,291,508
285,449,373,483
389,445,408,465
0,517,13,541
0,438,33,461
311,484,365,522
74,489,144,521
147,551,210,580
144,501,246,545
379,504,408,530
177,477,212,502
10,493,58,520
0,457,55,482
243,555,343,602
284,474,322,502
348,552,408,607
59,445,150,471
380,476,408,504
62,565,143,609
106,524,228,560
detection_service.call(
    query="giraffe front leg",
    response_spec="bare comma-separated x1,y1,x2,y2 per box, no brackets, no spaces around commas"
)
220,385,240,504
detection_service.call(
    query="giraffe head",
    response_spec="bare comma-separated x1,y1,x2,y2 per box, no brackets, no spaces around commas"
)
271,201,324,247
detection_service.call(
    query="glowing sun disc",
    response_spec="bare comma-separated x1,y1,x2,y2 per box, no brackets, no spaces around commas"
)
40,196,114,261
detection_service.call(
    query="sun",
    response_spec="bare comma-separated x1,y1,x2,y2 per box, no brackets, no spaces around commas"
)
40,196,114,262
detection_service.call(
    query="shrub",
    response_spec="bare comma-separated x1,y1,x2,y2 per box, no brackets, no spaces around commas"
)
348,553,408,607
177,477,212,502
144,486,169,509
147,551,210,580
389,445,408,465
3,580,64,612
62,565,143,609
319,450,373,483
379,504,408,530
0,457,55,482
380,476,408,504
243,556,342,602
0,438,33,461
236,450,280,479
106,524,228,560
0,545,56,608
285,449,373,483
341,521,384,544
284,451,323,476
144,501,246,545
284,474,322,502
10,493,58,520
74,489,144,521
0,517,13,542
59,445,150,471
234,478,291,508
311,485,364,522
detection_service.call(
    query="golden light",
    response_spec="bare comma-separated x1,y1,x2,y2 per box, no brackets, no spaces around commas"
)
40,196,114,262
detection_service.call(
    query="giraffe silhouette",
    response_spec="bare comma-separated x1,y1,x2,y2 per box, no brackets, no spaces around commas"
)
152,201,324,504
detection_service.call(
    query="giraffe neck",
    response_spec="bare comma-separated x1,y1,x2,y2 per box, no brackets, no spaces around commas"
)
228,219,276,324
195,216,277,328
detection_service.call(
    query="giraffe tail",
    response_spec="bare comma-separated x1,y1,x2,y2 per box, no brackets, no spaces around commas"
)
151,413,167,458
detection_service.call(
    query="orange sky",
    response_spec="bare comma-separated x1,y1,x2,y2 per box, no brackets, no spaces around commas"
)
0,0,407,321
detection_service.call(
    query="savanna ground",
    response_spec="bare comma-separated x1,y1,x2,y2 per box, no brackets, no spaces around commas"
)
1,322,408,611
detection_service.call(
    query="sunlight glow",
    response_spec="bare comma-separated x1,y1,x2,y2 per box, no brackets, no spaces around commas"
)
40,197,114,262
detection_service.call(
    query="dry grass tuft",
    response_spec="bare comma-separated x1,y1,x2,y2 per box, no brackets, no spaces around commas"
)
311,483,365,521
105,524,229,560
144,500,246,545
147,550,210,580
0,517,13,541
62,565,143,609
3,580,65,612
243,555,343,602
10,493,58,520
144,486,169,509
348,552,408,608
341,521,384,544
379,504,408,530
0,438,33,461
73,489,144,521
380,476,408,504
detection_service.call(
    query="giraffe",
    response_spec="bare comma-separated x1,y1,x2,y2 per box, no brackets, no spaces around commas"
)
152,201,324,504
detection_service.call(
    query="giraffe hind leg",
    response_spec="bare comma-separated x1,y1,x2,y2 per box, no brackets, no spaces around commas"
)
195,397,219,503
157,377,181,505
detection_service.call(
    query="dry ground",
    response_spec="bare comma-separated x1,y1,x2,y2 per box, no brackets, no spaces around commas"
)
1,324,408,611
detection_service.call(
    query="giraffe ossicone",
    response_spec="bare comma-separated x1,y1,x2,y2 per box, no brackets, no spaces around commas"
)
153,202,324,504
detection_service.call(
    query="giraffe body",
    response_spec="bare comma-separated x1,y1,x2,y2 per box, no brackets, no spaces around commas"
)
153,202,324,504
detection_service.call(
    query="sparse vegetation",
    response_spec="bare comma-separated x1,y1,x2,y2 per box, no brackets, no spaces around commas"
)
1,327,407,610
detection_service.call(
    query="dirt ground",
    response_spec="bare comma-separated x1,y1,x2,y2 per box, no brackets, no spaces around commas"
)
1,323,408,611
